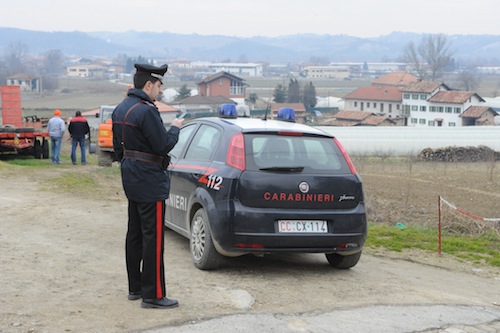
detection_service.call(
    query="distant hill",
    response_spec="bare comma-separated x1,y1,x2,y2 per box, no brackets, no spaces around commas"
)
1,27,499,64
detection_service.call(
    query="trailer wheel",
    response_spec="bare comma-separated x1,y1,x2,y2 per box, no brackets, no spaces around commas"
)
42,139,49,159
33,140,42,159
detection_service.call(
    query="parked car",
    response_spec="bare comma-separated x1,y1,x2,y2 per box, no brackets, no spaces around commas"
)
165,106,367,270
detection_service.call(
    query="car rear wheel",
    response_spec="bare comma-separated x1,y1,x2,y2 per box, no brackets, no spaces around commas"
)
190,208,223,270
325,251,362,269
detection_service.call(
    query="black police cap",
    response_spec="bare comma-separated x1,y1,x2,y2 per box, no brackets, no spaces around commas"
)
134,63,168,81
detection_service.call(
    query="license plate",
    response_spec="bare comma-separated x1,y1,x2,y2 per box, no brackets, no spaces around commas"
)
277,220,328,233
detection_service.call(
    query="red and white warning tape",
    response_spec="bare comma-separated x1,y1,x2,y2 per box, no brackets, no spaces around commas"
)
440,196,500,223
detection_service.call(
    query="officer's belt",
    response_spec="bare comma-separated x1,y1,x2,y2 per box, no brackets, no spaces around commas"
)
123,149,164,165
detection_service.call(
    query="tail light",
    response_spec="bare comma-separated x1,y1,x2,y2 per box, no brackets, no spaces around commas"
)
334,137,357,175
226,133,245,171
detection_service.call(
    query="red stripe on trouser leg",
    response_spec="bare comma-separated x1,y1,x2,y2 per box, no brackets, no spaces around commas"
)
156,200,163,299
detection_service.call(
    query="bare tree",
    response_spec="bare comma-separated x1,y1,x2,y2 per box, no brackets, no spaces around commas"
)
3,41,28,74
457,70,481,91
43,49,65,76
403,41,427,79
403,34,453,80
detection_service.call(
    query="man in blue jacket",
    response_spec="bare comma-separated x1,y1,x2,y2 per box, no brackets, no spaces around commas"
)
112,64,184,309
47,109,66,164
68,111,90,165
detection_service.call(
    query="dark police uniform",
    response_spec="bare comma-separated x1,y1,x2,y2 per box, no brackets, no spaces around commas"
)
112,64,180,306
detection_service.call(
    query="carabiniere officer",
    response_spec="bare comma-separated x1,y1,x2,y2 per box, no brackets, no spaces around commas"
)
112,63,184,309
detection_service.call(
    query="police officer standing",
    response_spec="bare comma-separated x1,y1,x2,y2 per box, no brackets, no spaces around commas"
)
112,63,184,309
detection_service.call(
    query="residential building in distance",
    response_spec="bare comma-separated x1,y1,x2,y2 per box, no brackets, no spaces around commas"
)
343,85,403,118
171,71,247,116
197,71,246,105
401,81,498,126
302,65,350,80
66,64,108,78
371,72,419,88
207,63,263,77
6,73,42,93
341,72,497,127
322,110,396,126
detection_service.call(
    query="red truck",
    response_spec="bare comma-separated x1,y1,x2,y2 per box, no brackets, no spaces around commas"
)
0,85,50,159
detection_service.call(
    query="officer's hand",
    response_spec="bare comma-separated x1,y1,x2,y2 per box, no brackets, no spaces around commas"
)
171,118,184,128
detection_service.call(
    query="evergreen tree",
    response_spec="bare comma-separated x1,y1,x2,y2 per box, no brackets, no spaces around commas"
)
303,81,317,108
273,84,287,103
287,78,301,103
175,84,192,101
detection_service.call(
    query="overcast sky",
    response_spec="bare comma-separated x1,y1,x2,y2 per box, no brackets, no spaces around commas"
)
1,0,499,38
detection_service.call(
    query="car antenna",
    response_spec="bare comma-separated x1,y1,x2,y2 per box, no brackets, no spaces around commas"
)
263,102,271,121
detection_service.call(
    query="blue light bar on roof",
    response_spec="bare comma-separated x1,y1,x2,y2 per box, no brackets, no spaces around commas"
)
218,103,237,118
277,107,295,122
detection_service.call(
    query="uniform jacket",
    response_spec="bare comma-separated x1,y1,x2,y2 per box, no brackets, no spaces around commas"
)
68,116,90,139
112,88,180,202
47,116,66,138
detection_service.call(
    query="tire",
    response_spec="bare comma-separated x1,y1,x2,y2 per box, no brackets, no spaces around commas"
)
33,140,42,159
190,208,223,270
42,139,49,159
0,126,15,133
325,251,362,269
15,127,35,133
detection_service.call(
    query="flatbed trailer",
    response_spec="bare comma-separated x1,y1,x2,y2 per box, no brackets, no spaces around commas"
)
0,128,50,159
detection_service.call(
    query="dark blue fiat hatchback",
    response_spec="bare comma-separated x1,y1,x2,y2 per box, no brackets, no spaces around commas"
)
165,108,367,270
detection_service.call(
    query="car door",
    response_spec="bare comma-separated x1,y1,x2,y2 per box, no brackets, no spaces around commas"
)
167,123,222,236
165,123,197,236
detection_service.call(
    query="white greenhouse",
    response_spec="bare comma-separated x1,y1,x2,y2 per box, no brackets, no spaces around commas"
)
317,126,500,156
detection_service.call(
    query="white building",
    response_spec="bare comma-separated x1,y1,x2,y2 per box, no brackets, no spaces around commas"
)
343,85,403,118
401,81,491,127
302,65,350,79
207,63,263,77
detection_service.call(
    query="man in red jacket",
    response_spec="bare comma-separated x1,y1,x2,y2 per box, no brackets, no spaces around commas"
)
68,111,90,165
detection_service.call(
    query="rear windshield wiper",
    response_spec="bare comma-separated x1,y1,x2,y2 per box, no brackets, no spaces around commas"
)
259,166,304,172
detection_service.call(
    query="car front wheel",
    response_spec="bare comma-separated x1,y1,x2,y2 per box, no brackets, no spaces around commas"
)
325,251,362,269
190,208,223,270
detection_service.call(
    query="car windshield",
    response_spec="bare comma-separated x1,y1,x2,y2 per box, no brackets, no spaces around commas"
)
244,134,350,174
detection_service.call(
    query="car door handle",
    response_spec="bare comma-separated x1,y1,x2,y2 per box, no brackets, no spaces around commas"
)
192,170,204,179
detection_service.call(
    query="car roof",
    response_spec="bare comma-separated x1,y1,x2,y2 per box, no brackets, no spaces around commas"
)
193,117,334,137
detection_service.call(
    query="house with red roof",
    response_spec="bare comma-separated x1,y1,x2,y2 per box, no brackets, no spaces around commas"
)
321,110,396,126
343,85,403,118
400,81,493,127
371,72,419,88
197,71,246,104
460,106,498,126
342,73,494,127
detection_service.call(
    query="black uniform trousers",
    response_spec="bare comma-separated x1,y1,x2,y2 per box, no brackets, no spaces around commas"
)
126,200,166,300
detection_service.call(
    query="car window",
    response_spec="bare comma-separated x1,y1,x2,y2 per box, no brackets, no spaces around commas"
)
168,124,197,159
184,124,221,161
245,134,349,174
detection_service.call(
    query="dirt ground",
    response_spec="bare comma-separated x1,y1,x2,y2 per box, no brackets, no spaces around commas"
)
0,155,499,333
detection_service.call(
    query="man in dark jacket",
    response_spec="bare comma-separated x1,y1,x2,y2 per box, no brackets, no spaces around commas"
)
68,111,90,165
112,64,184,309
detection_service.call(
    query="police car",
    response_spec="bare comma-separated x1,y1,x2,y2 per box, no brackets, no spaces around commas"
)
165,105,367,270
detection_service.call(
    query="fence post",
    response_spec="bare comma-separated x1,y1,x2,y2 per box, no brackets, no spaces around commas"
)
438,195,442,255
